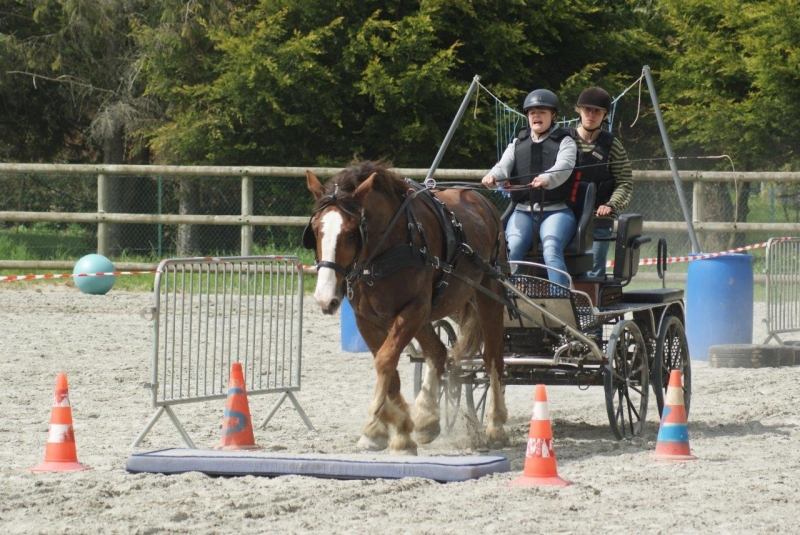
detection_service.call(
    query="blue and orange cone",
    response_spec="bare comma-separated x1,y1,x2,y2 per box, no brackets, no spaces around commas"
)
29,373,91,472
215,363,260,451
509,384,571,487
653,370,696,462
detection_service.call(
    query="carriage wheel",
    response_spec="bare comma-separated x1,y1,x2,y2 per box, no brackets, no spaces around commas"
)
433,320,462,432
603,319,649,439
652,315,691,418
464,376,489,424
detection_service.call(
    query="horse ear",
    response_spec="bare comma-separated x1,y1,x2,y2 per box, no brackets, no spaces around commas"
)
353,172,378,203
306,170,325,200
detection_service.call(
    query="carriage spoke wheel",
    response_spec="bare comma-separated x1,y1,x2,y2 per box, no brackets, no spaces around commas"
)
603,319,649,440
652,315,691,418
464,376,489,424
433,320,461,431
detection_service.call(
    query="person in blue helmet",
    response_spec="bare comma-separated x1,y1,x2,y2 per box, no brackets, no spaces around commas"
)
482,89,577,287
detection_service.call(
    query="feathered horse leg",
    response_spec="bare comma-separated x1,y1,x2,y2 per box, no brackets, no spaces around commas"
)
361,303,426,455
412,323,448,444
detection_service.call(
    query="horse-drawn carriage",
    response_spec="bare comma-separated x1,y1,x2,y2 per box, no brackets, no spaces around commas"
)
408,183,691,440
304,161,690,454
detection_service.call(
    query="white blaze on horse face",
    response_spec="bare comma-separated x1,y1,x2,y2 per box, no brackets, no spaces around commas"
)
314,210,344,307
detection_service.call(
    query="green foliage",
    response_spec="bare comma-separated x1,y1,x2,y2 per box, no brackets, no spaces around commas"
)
656,0,800,171
3,0,799,172
0,0,166,163
130,0,668,168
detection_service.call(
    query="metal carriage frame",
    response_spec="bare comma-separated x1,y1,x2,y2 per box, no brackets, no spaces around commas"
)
409,214,692,440
403,72,694,441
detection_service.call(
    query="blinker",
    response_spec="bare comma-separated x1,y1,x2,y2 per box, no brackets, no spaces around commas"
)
302,223,316,250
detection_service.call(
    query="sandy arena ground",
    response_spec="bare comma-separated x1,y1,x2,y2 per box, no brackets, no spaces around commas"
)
0,284,798,534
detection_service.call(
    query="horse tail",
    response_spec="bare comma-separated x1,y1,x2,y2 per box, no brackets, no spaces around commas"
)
451,298,483,362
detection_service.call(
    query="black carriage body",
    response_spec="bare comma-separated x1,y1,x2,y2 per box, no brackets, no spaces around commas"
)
409,213,692,440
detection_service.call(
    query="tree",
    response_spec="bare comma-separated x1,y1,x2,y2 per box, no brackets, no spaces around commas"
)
134,0,660,169
0,3,88,163
655,0,800,249
2,0,164,254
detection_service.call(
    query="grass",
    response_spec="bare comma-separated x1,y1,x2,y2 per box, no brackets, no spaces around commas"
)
0,228,318,294
0,223,93,259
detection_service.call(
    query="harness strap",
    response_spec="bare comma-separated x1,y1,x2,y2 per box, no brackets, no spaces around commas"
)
438,264,515,310
348,191,416,287
459,243,505,280
316,260,347,275
342,181,512,313
358,244,432,283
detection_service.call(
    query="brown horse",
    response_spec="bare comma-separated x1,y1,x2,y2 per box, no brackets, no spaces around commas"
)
304,161,508,454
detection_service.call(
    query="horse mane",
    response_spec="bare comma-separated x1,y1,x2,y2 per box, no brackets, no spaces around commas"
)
312,159,407,214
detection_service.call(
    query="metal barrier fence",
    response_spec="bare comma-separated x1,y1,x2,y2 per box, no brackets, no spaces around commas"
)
131,255,314,448
764,238,800,344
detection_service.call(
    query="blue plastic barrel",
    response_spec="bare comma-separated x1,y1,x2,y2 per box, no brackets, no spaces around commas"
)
685,254,753,361
341,298,370,352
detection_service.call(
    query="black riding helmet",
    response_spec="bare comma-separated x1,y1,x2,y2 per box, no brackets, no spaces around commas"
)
522,89,559,113
576,87,612,113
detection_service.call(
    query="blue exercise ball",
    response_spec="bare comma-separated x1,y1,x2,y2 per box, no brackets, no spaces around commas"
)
73,254,117,295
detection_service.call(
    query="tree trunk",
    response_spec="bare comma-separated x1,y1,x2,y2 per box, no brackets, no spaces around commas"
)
701,181,753,251
733,182,752,248
702,182,735,253
177,177,200,255
104,124,126,257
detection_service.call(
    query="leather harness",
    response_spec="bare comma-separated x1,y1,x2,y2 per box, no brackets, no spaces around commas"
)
303,179,508,306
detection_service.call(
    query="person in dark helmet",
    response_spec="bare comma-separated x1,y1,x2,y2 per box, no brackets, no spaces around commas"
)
482,89,577,287
570,86,633,277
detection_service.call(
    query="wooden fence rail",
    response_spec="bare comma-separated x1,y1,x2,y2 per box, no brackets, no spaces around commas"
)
2,164,799,275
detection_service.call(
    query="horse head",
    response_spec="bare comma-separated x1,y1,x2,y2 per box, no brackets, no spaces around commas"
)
305,171,362,314
304,165,405,314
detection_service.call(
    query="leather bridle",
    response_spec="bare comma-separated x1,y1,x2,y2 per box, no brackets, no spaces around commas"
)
303,185,418,297
303,188,368,285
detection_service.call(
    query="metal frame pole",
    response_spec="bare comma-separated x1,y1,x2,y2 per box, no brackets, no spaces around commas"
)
643,65,701,253
425,75,480,181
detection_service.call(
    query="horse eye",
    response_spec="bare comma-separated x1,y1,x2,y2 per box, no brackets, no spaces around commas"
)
346,232,357,240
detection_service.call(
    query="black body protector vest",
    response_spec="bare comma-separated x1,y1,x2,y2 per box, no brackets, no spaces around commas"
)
568,128,615,208
510,127,575,206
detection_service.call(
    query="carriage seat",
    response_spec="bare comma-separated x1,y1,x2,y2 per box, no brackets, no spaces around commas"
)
610,213,650,284
572,213,652,307
501,181,596,275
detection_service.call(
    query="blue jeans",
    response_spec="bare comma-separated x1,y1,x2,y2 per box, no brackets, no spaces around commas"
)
506,208,576,286
588,225,613,278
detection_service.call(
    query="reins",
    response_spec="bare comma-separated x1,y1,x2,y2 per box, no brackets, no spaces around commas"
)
308,179,569,338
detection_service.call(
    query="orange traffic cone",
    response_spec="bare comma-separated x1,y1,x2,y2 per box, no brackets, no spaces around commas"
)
215,363,260,451
509,384,570,487
653,370,696,462
29,373,91,472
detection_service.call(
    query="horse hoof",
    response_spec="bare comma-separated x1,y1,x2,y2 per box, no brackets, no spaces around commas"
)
486,425,509,448
389,435,418,455
414,422,441,444
357,434,388,451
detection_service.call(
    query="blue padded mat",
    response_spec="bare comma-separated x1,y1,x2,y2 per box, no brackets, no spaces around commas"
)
126,448,509,482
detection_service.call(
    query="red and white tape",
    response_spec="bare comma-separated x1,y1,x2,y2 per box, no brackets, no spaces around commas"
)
608,236,795,268
0,270,158,283
3,238,793,282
